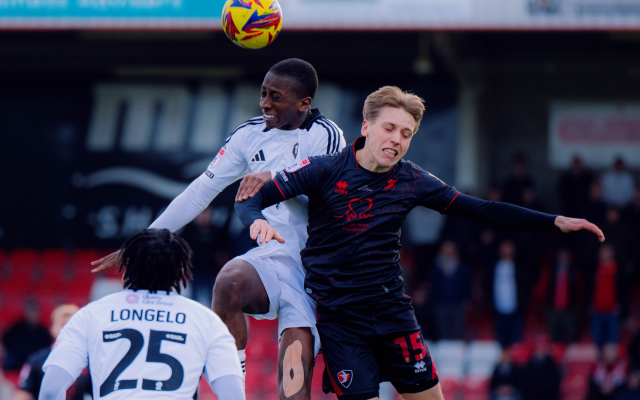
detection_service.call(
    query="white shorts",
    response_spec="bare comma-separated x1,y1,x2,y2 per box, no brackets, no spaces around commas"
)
234,247,320,356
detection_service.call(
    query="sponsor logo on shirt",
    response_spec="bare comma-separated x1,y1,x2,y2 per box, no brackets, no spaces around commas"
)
285,158,310,173
414,360,427,373
384,178,397,192
334,198,374,222
334,181,348,195
337,370,353,388
142,293,174,306
126,294,139,304
205,170,215,179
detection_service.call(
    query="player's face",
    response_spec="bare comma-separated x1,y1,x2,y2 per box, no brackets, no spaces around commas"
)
260,72,311,130
361,106,416,172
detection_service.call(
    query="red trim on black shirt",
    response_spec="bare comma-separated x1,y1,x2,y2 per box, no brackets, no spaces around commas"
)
273,180,287,200
442,192,461,214
352,139,359,170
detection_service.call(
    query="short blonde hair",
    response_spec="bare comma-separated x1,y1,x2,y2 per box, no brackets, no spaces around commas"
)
363,86,425,134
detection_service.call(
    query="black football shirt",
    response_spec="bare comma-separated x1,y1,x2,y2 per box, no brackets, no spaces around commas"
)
246,136,459,307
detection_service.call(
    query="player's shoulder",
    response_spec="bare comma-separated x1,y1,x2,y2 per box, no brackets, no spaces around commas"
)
402,160,448,185
225,116,266,142
403,159,425,173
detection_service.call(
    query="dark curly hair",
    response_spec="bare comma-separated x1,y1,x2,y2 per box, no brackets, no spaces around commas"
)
118,229,193,294
269,58,319,99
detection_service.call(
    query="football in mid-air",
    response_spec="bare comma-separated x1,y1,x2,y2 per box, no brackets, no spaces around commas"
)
222,0,283,50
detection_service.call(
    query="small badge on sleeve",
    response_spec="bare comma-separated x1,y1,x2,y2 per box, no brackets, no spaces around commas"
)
208,148,226,172
285,158,310,173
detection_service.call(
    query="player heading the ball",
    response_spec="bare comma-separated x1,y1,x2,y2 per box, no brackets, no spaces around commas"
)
39,229,244,400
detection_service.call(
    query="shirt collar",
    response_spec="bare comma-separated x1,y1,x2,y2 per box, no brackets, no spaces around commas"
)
263,108,323,132
351,136,367,170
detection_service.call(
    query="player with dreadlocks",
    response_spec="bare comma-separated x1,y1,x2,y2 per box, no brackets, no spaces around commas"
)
118,229,193,294
39,229,245,400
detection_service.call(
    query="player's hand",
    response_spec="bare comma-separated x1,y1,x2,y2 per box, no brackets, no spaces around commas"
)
250,219,285,244
91,250,123,273
554,216,605,242
236,171,272,202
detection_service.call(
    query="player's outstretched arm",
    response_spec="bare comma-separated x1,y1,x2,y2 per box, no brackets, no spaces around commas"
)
91,179,220,273
446,193,605,242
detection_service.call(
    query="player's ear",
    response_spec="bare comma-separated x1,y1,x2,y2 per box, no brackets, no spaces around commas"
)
361,120,369,137
298,97,312,113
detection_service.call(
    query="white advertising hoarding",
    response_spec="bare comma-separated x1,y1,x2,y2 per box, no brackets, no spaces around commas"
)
549,102,640,168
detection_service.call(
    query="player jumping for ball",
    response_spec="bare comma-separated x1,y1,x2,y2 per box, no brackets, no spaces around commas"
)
91,59,346,400
39,229,244,400
235,86,605,400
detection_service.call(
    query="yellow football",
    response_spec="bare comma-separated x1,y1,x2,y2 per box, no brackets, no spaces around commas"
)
222,0,283,50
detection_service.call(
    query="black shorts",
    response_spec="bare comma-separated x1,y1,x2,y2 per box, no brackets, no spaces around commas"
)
318,295,439,399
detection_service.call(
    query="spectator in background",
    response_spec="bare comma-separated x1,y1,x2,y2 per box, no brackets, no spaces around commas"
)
615,370,640,400
520,335,561,400
485,240,529,348
586,179,607,225
628,323,640,370
587,343,627,400
557,156,594,218
490,348,523,400
429,241,473,340
597,206,637,279
14,304,80,400
502,153,537,207
601,157,635,208
1,302,51,371
623,185,640,281
588,245,624,348
546,247,581,344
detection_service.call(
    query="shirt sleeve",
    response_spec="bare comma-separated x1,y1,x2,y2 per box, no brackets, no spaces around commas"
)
203,318,243,383
209,375,245,400
309,119,346,156
37,365,75,400
234,156,326,226
149,179,220,231
413,165,460,214
42,309,89,380
446,193,558,230
197,128,250,192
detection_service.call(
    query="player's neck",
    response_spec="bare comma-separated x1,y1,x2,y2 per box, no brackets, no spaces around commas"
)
355,148,391,173
277,109,312,131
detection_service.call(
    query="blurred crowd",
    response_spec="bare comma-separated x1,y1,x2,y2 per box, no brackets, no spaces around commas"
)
402,154,640,400
1,154,639,400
